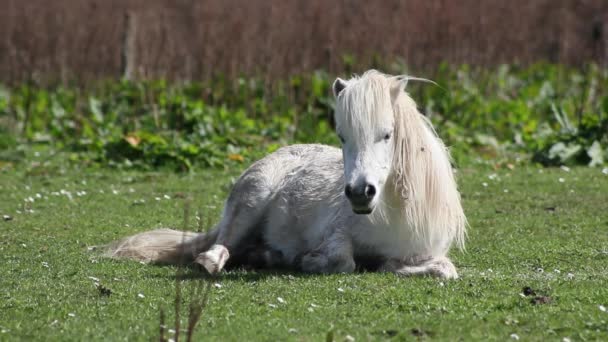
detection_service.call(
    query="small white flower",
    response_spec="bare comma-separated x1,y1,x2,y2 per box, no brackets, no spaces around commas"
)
566,273,574,280
310,303,319,308
503,189,509,193
155,197,161,201
163,194,171,200
439,282,445,287
137,293,145,298
599,305,607,312
558,178,565,183
268,303,277,308
337,287,345,292
482,182,488,187
168,329,176,334
42,262,49,268
602,168,608,175
288,328,298,333
112,190,119,195
562,338,571,342
35,193,42,198
129,188,135,193
488,173,498,180
50,320,59,326
88,276,100,282
307,307,314,312
553,269,561,274
345,335,355,342
277,297,286,304
21,243,27,248
68,313,76,317
510,333,520,340
560,166,570,172
214,283,222,289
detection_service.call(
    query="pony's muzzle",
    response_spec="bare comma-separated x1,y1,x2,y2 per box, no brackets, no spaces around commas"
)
345,183,376,214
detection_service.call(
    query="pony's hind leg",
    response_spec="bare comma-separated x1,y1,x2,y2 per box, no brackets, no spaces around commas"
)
195,170,275,274
380,256,458,279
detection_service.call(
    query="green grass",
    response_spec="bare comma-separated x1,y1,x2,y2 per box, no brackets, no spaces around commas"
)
1,154,607,341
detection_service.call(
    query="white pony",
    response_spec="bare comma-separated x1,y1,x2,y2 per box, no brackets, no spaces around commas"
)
106,70,467,279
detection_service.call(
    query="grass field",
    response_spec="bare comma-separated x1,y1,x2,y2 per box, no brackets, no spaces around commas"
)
1,153,607,341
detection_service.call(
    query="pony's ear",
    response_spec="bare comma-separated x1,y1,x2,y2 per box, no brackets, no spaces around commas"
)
391,76,440,102
332,77,348,97
390,77,408,103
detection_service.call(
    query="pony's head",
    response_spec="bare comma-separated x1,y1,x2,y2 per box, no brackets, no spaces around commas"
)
333,70,466,251
332,70,430,215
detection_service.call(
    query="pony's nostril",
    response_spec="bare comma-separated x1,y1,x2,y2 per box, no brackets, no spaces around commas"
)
345,185,353,199
365,184,376,198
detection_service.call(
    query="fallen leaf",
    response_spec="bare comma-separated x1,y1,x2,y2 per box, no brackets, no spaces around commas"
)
97,284,113,296
531,296,552,305
124,134,141,147
411,328,432,337
228,153,244,162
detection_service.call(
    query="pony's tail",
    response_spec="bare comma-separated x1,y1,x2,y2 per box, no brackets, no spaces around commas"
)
102,228,218,264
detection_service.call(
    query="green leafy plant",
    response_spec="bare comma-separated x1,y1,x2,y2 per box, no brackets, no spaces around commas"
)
1,63,607,169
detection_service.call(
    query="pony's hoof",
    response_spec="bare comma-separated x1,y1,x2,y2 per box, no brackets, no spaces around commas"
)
300,252,329,273
301,252,356,274
429,258,459,279
195,244,229,274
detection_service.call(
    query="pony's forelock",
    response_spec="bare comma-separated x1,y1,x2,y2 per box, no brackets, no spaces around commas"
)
335,70,393,142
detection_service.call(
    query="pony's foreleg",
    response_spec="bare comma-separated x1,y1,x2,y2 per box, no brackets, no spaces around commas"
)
380,256,458,279
300,232,356,274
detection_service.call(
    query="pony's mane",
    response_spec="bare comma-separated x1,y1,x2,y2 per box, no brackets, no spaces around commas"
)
337,70,467,251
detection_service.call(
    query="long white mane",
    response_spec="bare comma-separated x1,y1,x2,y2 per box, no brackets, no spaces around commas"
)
336,70,467,251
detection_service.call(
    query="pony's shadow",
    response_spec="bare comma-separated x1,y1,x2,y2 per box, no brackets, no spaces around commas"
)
150,256,386,283
151,265,326,283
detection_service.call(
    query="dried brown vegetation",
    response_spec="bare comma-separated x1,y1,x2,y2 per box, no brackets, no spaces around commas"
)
1,0,607,84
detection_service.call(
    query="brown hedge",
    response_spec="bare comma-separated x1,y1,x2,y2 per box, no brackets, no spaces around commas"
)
1,0,606,84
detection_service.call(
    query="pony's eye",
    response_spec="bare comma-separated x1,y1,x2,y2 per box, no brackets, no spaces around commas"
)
384,133,392,141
